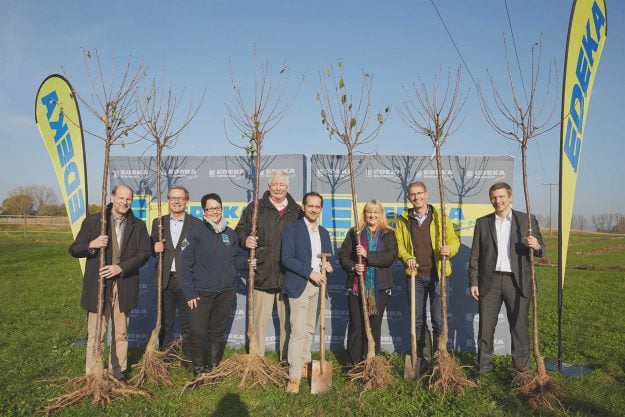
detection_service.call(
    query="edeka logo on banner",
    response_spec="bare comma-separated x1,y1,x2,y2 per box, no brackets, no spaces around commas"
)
35,75,87,232
321,194,353,243
132,194,151,224
35,75,88,273
563,1,606,172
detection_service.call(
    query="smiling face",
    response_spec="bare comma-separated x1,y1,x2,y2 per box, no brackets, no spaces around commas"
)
203,199,223,223
490,187,512,217
111,185,133,218
407,183,428,214
303,195,322,225
268,175,289,204
167,188,188,217
364,204,382,230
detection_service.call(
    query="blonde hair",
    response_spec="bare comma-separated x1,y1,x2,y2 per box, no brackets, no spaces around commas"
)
358,199,390,231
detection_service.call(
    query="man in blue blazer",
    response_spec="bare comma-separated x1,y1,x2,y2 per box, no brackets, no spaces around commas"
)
281,192,333,394
469,182,544,375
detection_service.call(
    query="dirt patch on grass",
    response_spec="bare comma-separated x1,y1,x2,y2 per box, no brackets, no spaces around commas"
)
575,243,625,256
536,262,625,272
568,237,622,247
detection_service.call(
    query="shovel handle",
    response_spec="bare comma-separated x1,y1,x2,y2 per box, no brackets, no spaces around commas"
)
410,268,417,364
317,253,331,366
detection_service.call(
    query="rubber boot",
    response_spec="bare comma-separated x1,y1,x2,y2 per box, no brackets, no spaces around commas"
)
210,342,226,370
191,349,207,377
205,343,215,372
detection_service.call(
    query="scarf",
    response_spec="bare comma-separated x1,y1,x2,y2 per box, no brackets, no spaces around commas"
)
351,227,380,316
204,217,228,233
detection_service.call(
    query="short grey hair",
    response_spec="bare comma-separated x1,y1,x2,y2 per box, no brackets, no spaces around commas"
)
268,170,289,187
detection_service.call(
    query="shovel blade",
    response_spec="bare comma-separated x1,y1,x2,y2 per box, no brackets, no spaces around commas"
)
403,354,419,380
310,360,332,394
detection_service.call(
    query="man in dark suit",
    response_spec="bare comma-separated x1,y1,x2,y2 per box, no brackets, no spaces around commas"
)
151,185,201,365
468,181,544,375
69,184,151,381
281,192,333,394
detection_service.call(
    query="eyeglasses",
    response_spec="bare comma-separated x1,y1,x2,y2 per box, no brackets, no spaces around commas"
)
168,197,187,202
203,207,222,213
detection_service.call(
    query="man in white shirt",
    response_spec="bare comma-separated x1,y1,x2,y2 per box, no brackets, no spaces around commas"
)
468,182,544,375
152,186,201,367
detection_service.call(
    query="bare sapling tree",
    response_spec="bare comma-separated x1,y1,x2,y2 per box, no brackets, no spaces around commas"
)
187,52,302,389
479,38,561,411
399,66,475,394
45,50,148,414
132,76,203,387
319,62,391,391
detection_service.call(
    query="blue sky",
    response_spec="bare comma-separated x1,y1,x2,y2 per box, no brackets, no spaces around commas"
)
1,0,623,220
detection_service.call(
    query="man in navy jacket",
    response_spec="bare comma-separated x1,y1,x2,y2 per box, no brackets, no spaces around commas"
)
281,192,333,394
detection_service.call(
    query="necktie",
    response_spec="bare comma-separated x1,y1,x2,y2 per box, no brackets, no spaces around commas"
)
115,218,124,249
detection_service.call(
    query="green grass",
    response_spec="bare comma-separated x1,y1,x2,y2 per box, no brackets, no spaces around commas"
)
1,229,624,416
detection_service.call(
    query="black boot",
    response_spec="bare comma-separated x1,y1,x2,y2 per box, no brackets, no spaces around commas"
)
210,342,226,370
205,343,215,372
191,349,208,377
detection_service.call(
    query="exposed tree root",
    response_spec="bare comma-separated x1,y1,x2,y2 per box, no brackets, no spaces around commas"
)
182,353,286,392
347,355,393,392
511,369,563,413
427,350,476,395
43,372,149,415
131,341,180,387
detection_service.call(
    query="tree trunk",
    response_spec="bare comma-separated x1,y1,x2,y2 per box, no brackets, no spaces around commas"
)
246,133,262,356
520,144,545,375
93,138,112,374
434,144,448,352
151,143,164,349
347,148,376,359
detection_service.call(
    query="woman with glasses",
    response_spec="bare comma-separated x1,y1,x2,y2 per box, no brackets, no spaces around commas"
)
339,199,398,366
180,193,253,377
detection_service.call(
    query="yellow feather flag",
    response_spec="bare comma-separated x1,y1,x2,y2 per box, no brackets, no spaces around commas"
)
559,0,607,286
35,75,88,273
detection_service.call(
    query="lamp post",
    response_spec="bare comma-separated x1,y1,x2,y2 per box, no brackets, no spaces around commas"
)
542,182,558,235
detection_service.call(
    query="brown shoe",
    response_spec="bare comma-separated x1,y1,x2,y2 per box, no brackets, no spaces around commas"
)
115,376,128,386
286,378,300,394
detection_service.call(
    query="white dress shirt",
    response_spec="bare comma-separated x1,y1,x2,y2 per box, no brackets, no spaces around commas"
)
304,218,322,273
495,211,512,273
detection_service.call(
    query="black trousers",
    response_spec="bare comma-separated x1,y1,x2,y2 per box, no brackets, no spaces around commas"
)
477,272,530,374
346,290,390,365
160,272,192,359
188,289,236,352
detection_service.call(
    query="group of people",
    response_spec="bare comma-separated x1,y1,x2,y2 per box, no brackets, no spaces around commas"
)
70,170,543,391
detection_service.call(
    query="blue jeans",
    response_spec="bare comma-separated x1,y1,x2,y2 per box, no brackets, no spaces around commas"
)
407,272,441,342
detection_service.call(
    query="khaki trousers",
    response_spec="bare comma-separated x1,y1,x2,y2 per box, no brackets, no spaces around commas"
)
253,289,289,360
287,281,319,379
86,281,129,380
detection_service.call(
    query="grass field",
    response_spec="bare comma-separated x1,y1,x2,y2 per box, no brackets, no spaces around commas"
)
1,227,624,417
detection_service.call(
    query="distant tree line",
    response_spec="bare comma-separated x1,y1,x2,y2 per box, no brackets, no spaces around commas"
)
591,213,625,234
536,213,624,234
1,185,99,216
